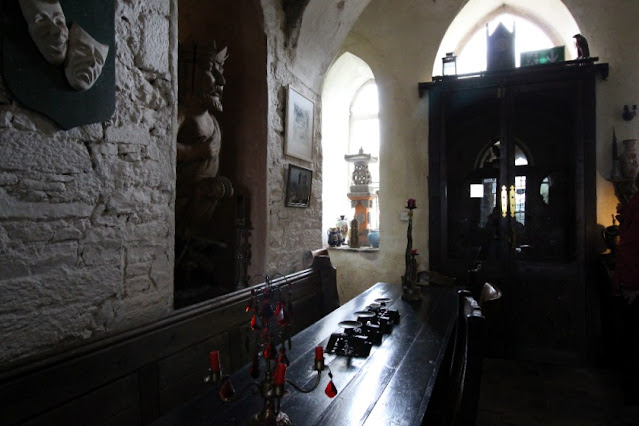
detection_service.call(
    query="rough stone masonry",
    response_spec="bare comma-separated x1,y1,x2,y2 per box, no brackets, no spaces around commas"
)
0,1,176,364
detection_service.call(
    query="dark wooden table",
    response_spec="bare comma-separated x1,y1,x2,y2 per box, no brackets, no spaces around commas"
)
152,282,458,426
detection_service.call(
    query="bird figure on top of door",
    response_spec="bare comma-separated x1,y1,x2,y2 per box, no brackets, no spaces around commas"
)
573,34,590,59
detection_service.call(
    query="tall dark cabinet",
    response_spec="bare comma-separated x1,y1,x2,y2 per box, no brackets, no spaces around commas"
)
420,61,608,363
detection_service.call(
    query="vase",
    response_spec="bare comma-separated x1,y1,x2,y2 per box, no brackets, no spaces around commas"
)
349,217,359,248
602,225,620,254
619,139,639,179
327,228,340,247
336,215,349,245
368,230,380,248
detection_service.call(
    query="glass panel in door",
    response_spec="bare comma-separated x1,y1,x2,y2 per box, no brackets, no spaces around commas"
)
508,85,576,263
444,87,504,277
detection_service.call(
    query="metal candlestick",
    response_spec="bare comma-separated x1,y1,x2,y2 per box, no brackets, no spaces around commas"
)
248,368,292,426
206,273,333,425
402,202,422,301
203,366,235,402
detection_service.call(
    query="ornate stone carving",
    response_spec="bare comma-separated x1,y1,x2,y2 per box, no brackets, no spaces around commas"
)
345,147,377,193
344,147,377,245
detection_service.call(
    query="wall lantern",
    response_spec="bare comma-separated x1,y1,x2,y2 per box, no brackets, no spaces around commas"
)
442,52,457,76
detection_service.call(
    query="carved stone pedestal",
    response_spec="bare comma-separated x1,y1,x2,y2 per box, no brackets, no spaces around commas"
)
345,148,378,246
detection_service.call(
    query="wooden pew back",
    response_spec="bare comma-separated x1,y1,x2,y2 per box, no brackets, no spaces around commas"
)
0,256,338,425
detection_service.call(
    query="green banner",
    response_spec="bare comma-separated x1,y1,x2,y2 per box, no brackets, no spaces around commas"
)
521,46,565,66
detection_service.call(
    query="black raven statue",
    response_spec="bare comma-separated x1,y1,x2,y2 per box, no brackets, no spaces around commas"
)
573,34,590,59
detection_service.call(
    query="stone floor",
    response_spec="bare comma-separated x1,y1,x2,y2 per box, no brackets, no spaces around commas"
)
476,358,639,426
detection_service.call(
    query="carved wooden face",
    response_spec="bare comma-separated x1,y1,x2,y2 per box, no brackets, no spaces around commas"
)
194,48,227,113
64,23,109,91
19,0,68,65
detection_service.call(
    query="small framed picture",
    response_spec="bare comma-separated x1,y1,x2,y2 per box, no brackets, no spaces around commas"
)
285,86,314,162
285,164,312,208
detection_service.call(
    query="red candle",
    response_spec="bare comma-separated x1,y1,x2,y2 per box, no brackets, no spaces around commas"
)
315,346,324,361
407,198,417,209
274,362,287,385
209,350,221,372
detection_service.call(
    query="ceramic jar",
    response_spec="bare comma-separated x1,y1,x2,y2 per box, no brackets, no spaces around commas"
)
327,228,340,247
336,215,349,245
602,224,620,254
349,217,359,248
619,139,639,179
368,230,380,248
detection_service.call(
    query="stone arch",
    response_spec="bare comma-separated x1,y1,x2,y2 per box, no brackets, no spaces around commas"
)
289,0,371,90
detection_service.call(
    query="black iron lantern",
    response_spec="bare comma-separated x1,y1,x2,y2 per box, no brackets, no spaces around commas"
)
442,52,457,76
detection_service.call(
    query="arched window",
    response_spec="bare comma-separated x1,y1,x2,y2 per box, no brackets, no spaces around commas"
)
350,81,379,162
321,53,380,245
432,1,581,77
457,14,554,74
473,140,531,226
349,80,380,229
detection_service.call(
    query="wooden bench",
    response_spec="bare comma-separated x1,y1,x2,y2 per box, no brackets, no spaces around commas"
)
0,255,338,425
422,288,485,426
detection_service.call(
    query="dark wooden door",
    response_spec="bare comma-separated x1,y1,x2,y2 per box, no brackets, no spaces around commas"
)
504,81,583,362
427,65,603,363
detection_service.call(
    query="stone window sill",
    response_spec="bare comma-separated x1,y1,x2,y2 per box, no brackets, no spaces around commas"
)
327,246,379,253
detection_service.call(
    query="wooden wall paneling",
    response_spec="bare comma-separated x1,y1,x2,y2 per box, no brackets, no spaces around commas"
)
138,363,160,424
315,256,339,312
229,324,254,372
0,258,337,426
1,301,247,423
157,332,229,415
22,373,140,426
291,291,322,334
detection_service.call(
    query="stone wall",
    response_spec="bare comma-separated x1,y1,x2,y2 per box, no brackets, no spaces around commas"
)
0,1,177,364
262,0,369,275
0,0,376,366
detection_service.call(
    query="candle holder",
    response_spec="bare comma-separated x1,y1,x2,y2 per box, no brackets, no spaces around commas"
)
248,367,292,426
247,350,329,426
402,199,422,301
204,349,236,402
206,274,336,425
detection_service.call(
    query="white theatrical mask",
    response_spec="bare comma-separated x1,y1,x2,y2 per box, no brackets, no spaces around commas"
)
64,23,109,91
18,0,68,65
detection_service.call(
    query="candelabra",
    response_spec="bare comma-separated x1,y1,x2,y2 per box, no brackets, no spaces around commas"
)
205,274,337,425
402,199,422,301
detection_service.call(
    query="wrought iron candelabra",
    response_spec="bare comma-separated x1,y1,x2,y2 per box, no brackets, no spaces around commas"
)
205,274,337,425
402,199,422,301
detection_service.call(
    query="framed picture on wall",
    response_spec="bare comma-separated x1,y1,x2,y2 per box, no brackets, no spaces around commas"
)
285,164,313,208
285,86,314,162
